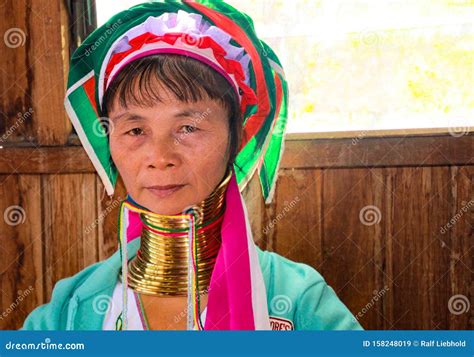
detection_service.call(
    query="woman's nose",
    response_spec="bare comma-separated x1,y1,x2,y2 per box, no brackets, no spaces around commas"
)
145,136,181,170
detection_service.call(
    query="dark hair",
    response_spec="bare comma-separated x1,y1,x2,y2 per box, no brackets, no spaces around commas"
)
102,54,243,167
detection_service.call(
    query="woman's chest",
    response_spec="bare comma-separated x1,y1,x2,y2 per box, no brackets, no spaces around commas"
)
139,293,209,330
141,296,189,330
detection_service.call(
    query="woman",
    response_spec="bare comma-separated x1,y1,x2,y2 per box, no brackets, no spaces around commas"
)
22,0,363,331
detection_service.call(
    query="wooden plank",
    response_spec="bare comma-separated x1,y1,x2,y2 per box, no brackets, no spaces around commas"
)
29,0,71,145
320,168,386,330
381,168,396,330
0,146,92,174
43,173,98,301
0,174,42,330
286,128,472,140
281,134,473,169
271,169,323,268
447,166,473,329
0,0,71,145
0,0,34,143
389,167,453,329
242,170,266,247
98,176,127,261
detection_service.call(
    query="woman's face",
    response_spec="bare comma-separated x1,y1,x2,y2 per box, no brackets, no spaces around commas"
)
108,85,231,215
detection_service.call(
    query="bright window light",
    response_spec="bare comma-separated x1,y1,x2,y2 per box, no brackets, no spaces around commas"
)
96,0,474,134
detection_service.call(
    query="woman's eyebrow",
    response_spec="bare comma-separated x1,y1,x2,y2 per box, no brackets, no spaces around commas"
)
111,109,209,123
110,113,145,123
174,109,209,119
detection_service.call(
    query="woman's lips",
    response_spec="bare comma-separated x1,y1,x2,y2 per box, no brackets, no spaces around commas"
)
146,185,185,198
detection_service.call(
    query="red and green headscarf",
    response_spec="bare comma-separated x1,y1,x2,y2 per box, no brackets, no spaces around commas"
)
65,0,288,204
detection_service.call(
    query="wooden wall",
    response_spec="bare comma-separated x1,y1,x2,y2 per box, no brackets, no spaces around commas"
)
0,0,472,330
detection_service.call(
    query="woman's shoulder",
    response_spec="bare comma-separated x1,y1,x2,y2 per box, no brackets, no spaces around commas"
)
256,245,326,287
255,246,364,330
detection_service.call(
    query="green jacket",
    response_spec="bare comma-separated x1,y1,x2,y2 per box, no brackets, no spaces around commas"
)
21,238,364,330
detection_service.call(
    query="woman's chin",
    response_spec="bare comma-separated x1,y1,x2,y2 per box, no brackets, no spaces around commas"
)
142,199,185,215
140,190,196,215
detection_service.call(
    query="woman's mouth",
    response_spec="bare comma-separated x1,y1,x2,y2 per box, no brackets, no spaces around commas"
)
146,184,186,198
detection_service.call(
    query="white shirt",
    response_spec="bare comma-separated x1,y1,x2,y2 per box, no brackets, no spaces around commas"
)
102,280,207,330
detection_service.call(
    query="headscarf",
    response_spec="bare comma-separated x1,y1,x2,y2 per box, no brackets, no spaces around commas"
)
64,0,288,330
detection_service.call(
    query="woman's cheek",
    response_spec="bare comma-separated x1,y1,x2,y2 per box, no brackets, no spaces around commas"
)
205,134,229,163
194,146,228,185
111,136,143,177
110,138,124,167
123,135,147,152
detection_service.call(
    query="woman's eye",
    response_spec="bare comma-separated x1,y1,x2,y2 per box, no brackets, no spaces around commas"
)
181,125,198,133
126,128,144,136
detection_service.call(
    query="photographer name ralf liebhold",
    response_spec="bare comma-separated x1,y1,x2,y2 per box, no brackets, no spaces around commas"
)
420,340,466,347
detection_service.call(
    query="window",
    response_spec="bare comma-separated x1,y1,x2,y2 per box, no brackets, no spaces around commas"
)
96,0,473,136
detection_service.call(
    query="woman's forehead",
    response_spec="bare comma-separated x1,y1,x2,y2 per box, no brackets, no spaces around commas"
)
110,100,224,123
109,76,227,114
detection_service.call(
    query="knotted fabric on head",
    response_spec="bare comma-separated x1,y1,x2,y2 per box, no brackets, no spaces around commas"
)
65,0,288,204
64,0,288,330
